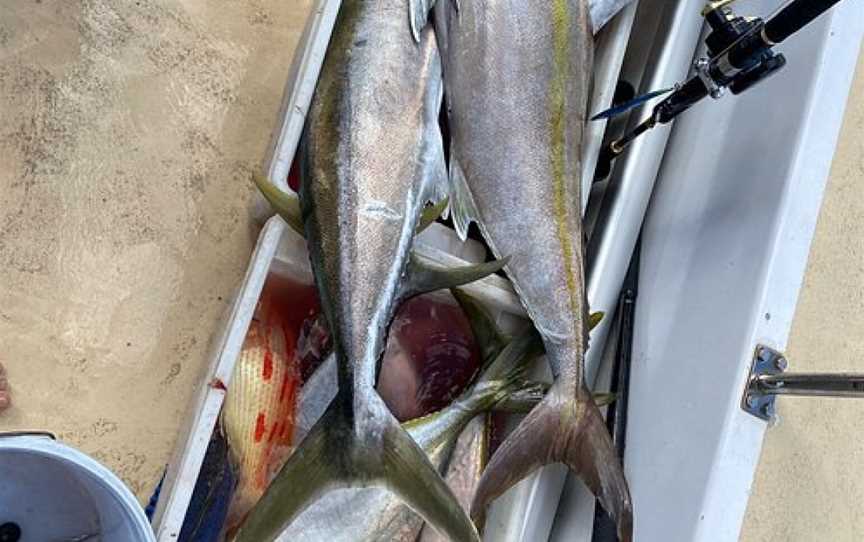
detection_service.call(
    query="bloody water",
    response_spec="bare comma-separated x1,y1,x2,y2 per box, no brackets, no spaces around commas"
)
259,273,482,423
379,296,481,421
257,274,323,383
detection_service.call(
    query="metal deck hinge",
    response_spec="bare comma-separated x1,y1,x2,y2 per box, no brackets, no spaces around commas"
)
743,345,864,422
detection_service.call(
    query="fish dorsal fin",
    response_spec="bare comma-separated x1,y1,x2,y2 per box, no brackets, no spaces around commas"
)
399,253,508,303
448,152,480,242
492,385,616,413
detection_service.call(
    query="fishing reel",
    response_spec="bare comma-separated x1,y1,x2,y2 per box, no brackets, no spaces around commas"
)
700,0,787,97
594,0,845,172
652,0,788,127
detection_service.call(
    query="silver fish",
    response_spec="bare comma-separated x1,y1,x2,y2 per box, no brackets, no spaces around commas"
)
431,0,633,540
237,2,503,540
417,415,489,542
275,323,543,542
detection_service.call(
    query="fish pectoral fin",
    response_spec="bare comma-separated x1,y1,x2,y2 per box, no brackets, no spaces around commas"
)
471,385,633,542
451,288,509,365
448,153,480,241
380,412,481,542
234,393,479,542
408,0,437,42
589,311,605,331
400,254,509,302
233,404,338,541
252,172,305,237
418,197,450,233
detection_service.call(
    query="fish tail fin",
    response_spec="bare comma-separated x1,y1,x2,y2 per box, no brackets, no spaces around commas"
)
471,385,633,542
232,406,335,541
378,407,482,542
235,396,480,542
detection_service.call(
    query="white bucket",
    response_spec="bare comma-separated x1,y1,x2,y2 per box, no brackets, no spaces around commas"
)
0,433,156,542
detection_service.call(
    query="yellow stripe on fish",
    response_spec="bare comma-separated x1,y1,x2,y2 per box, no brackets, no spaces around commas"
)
549,0,580,319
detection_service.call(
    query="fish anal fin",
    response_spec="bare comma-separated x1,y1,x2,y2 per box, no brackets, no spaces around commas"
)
400,254,508,302
471,386,633,542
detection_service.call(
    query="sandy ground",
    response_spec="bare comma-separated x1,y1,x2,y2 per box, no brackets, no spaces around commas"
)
0,0,312,497
1,1,863,540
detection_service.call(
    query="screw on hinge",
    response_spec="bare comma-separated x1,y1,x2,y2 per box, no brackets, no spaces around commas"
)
774,356,788,371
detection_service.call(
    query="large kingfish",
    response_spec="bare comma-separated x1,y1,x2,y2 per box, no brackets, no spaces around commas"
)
427,1,633,540
236,2,505,540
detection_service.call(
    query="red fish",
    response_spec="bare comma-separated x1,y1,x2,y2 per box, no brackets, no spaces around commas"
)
221,277,318,534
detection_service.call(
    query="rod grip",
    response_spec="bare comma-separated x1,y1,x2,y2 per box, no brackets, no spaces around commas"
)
765,0,844,43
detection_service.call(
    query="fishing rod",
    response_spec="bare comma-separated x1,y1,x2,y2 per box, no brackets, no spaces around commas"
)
593,0,849,171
